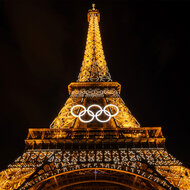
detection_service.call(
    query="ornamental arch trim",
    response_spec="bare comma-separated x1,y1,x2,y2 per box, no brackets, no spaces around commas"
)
18,162,174,190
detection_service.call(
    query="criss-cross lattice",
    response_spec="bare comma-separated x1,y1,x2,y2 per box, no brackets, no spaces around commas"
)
78,8,112,82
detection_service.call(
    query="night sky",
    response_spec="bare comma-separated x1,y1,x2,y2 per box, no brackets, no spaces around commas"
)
0,0,189,170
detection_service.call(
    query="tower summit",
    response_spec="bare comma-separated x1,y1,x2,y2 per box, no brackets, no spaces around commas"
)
0,5,190,190
78,3,111,82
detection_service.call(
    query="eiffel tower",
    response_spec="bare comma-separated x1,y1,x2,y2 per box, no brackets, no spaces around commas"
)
0,4,189,190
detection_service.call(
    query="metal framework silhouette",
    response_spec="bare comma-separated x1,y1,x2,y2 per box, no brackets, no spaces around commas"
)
0,4,189,190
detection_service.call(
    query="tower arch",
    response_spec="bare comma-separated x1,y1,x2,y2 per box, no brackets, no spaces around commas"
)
31,168,165,190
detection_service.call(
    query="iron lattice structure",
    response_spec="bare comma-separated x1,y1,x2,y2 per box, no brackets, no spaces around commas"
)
0,5,190,190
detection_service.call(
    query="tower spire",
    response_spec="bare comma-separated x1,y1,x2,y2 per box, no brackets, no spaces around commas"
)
92,3,95,10
78,5,112,82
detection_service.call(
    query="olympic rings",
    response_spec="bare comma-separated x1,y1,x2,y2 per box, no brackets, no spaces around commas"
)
71,104,119,123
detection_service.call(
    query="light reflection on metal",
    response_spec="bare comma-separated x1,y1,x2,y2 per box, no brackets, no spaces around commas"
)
77,5,112,82
0,4,190,190
71,104,119,123
49,97,81,129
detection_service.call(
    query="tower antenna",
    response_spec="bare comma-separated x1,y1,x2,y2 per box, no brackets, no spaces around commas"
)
92,3,95,10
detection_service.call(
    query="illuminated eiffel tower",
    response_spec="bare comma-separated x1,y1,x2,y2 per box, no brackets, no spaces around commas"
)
0,4,190,190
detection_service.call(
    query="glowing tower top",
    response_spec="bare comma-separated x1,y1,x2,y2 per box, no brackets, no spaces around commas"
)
78,4,112,82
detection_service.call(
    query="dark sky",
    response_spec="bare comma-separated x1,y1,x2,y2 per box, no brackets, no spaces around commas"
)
0,0,189,170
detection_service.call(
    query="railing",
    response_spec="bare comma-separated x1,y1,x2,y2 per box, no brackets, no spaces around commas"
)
24,127,165,149
26,127,164,140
